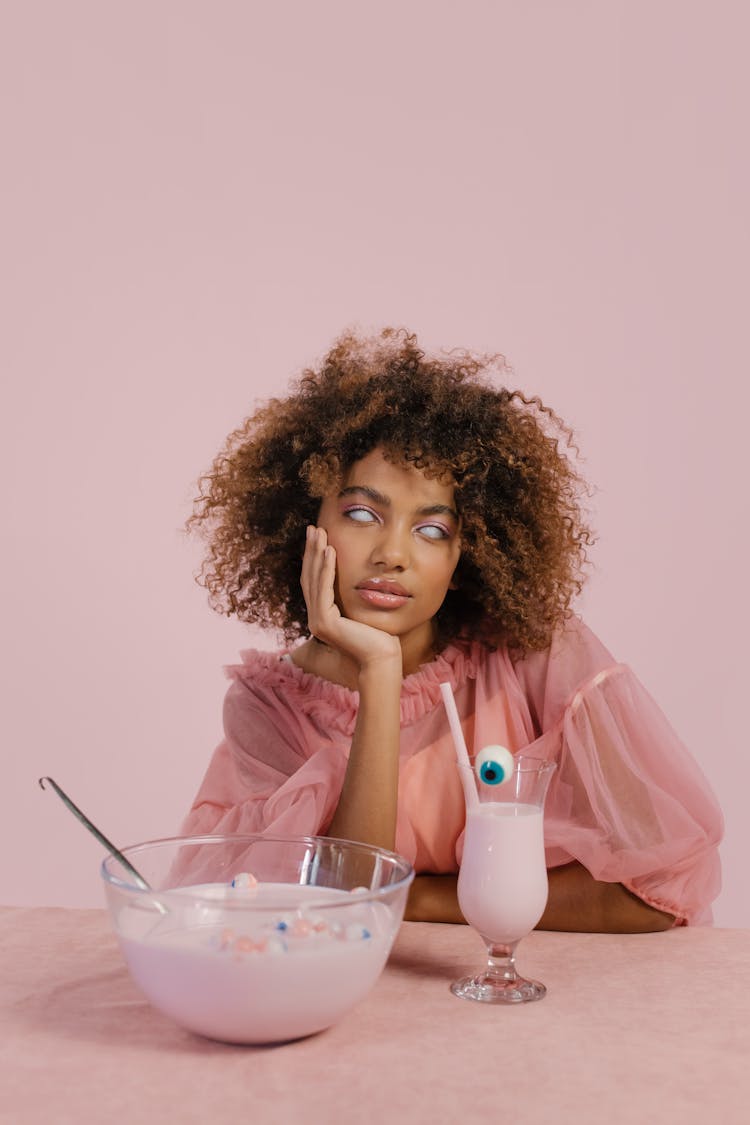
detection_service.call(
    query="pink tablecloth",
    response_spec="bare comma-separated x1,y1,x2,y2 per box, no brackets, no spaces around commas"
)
1,906,749,1124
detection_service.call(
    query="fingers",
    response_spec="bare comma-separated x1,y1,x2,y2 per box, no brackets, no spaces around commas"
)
302,525,330,594
300,526,402,669
301,525,337,639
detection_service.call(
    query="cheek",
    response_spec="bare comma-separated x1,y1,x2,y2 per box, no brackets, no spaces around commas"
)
322,529,359,584
321,527,346,558
443,546,462,593
446,540,462,574
315,503,332,533
315,506,343,551
426,550,461,595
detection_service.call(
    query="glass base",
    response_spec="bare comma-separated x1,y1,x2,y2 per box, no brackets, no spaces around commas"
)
451,972,547,1004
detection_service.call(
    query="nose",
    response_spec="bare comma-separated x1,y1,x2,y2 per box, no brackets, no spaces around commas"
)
369,521,411,570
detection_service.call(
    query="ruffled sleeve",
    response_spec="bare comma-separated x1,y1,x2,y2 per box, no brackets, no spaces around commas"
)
180,656,349,840
515,621,724,924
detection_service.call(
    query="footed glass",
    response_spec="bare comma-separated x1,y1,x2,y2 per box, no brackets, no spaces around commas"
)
452,753,556,1004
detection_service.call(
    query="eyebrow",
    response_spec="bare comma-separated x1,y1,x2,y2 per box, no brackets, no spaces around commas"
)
338,485,460,522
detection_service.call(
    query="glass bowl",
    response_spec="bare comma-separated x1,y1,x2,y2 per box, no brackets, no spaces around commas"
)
101,834,414,1044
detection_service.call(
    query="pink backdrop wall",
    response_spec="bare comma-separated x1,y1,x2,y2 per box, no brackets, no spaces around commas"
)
3,2,747,925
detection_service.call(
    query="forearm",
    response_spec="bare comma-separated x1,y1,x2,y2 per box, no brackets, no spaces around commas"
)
404,874,464,923
327,662,402,852
405,863,675,932
540,862,675,933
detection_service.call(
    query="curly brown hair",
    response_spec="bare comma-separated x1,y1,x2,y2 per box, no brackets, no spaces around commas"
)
189,328,594,652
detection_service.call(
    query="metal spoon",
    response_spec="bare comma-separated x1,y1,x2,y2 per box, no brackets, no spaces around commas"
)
38,776,152,891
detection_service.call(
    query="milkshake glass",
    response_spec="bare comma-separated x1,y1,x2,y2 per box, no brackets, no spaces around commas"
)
452,752,556,1004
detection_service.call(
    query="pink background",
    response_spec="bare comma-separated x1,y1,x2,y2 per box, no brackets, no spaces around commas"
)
2,2,747,925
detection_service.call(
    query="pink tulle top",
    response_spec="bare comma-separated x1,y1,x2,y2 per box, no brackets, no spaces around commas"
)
181,618,723,925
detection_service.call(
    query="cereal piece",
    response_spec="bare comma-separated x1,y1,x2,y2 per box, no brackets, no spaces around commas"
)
234,936,256,954
230,872,258,890
344,923,371,941
291,917,312,938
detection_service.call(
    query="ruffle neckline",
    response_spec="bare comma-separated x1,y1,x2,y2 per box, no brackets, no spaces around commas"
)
224,642,482,736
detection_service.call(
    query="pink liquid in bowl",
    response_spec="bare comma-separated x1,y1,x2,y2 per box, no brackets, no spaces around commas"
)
116,883,395,1044
457,803,548,945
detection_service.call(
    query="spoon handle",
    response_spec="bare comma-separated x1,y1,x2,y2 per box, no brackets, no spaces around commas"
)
38,776,152,891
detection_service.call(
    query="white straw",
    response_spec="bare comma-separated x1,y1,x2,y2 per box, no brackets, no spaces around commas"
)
439,682,479,811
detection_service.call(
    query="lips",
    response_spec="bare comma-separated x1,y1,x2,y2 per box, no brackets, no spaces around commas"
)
357,579,410,597
355,578,412,610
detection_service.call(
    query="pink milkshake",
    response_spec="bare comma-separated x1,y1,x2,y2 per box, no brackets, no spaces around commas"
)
457,802,548,945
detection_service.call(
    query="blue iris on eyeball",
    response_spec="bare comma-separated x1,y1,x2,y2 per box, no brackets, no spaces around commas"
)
474,745,514,786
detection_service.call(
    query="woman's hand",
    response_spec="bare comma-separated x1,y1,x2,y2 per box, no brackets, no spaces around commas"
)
301,525,401,674
303,525,403,851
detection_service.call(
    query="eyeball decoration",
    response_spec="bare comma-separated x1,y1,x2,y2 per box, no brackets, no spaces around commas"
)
474,745,514,787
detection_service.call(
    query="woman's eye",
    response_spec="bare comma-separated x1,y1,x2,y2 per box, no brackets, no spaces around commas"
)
343,506,378,523
417,523,449,540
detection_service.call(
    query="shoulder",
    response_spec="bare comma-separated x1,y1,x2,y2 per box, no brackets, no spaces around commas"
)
510,616,619,730
223,645,347,703
514,615,615,676
222,645,361,738
224,647,298,696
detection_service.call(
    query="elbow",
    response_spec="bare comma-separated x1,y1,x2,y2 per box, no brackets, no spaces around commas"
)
604,882,676,934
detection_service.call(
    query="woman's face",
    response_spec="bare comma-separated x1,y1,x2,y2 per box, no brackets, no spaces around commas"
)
316,447,462,668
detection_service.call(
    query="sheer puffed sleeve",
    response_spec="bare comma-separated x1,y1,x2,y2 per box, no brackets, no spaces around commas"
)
180,659,349,840
515,620,723,925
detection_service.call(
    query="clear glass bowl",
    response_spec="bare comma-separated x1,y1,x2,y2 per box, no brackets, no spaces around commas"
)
101,834,414,1044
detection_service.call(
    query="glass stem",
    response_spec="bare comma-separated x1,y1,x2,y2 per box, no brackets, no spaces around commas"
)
485,942,519,984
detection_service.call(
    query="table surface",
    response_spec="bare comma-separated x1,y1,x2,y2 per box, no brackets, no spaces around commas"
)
2,906,749,1125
